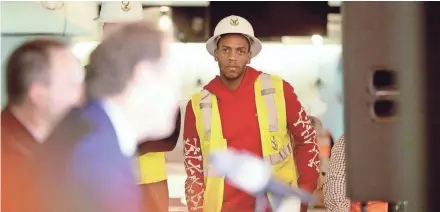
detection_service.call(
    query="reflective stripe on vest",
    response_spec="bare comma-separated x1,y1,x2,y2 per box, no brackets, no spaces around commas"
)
190,73,299,212
200,89,213,140
203,142,293,176
259,73,278,132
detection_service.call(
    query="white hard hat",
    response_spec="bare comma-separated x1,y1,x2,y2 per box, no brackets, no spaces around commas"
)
206,15,262,58
95,1,144,23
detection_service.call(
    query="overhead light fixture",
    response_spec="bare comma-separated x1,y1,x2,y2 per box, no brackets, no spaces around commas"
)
311,34,324,45
158,14,173,31
160,6,170,13
328,1,342,7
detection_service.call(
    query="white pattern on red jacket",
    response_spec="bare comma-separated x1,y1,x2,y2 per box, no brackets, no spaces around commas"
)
183,101,205,212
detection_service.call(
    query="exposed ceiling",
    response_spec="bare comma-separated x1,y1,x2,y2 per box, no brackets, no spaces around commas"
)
328,1,342,7
140,1,209,7
1,2,99,37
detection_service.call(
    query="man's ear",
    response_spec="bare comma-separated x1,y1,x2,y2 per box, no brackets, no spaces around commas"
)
28,83,48,109
214,49,219,61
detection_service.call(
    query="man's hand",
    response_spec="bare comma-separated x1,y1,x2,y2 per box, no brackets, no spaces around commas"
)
313,174,325,208
317,174,324,191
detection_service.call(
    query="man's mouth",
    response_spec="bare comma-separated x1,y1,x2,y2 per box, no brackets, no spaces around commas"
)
226,66,238,70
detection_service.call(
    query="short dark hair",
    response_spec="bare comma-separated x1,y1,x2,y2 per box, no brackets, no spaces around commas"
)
6,39,66,105
86,21,165,98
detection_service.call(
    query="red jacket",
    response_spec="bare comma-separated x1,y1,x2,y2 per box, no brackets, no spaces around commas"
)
1,107,42,212
183,67,319,212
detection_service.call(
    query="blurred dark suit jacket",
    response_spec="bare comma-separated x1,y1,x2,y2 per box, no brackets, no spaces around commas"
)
34,100,143,212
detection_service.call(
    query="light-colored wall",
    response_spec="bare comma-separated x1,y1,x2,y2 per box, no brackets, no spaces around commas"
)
1,1,98,107
1,39,343,156
1,2,99,36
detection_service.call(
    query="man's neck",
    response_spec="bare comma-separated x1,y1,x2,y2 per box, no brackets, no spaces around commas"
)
220,71,246,91
9,104,50,143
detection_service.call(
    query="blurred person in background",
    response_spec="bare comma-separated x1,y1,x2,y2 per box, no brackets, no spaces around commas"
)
93,2,181,211
324,135,388,212
309,116,331,208
183,15,319,212
1,39,84,212
310,116,331,177
35,21,180,212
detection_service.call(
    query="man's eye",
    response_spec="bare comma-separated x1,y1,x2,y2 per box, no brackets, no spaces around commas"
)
222,49,229,52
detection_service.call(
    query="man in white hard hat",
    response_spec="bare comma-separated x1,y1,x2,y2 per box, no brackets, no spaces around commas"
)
183,15,320,212
93,2,180,212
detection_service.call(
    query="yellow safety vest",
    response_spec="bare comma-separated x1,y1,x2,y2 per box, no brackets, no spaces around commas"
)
190,73,298,212
138,152,167,184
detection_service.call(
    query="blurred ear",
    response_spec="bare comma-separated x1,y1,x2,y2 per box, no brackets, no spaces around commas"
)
214,49,219,61
28,82,48,109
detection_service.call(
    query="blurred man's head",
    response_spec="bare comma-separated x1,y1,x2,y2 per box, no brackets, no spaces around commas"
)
6,39,84,124
87,21,179,141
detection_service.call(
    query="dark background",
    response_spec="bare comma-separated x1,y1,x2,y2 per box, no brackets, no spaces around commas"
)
171,1,338,42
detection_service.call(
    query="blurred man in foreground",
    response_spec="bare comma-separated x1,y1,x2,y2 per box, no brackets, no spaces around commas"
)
35,21,180,212
1,39,84,212
183,15,319,212
93,2,181,211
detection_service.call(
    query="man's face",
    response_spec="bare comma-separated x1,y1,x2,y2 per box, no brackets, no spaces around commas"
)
214,34,251,80
130,41,181,140
41,48,85,122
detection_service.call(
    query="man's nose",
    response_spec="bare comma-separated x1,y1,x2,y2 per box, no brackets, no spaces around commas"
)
228,52,237,61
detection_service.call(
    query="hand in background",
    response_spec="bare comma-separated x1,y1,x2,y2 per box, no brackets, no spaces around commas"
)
317,174,324,191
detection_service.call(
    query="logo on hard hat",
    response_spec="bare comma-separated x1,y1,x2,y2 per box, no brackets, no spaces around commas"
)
121,1,131,12
229,18,239,26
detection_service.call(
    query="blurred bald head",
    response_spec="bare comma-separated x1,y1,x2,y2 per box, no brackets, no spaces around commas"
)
6,39,84,121
86,21,165,98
